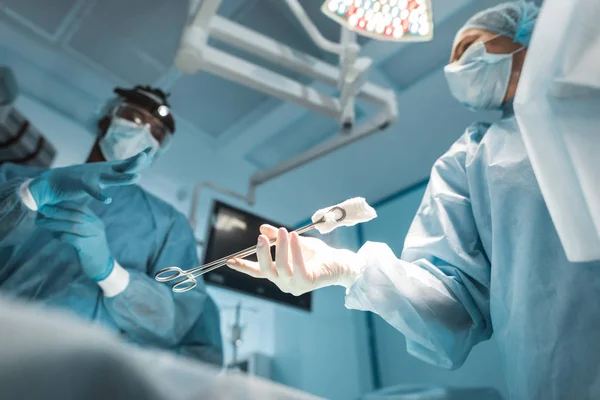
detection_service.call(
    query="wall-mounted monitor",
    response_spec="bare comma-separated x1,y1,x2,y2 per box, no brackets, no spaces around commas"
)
202,201,312,311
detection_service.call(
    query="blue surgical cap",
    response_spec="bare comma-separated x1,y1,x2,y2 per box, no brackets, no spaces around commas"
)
454,1,540,47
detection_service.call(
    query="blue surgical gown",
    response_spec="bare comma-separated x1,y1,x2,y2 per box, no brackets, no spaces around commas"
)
345,108,600,399
0,164,223,365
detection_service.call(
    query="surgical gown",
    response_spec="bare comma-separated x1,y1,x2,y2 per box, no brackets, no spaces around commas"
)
0,164,223,365
345,107,600,399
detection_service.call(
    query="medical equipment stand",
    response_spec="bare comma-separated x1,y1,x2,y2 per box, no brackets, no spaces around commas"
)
223,302,271,379
229,302,250,367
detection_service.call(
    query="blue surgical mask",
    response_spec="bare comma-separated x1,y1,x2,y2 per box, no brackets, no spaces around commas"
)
99,117,161,162
444,37,523,111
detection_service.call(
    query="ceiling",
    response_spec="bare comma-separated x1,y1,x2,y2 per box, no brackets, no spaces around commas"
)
0,0,537,228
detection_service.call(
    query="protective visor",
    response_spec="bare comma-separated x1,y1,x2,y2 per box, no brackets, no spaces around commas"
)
111,102,173,150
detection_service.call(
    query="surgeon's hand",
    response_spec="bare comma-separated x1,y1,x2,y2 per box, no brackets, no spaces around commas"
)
27,149,150,209
36,202,114,282
226,225,366,296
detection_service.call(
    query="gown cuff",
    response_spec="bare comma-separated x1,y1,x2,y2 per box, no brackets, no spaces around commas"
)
97,261,130,297
19,179,38,211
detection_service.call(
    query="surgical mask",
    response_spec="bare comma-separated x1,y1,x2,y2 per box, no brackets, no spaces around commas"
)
444,36,523,111
99,117,161,162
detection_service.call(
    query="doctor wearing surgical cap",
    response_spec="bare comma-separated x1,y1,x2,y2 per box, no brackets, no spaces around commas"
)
0,86,223,366
228,2,600,398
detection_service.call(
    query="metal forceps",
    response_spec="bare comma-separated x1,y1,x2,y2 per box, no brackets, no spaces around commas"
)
155,206,347,293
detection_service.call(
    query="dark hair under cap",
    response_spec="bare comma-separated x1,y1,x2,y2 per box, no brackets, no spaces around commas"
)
114,85,175,134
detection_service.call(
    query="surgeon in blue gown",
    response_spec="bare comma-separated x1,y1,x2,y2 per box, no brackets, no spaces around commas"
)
0,85,223,365
227,2,600,399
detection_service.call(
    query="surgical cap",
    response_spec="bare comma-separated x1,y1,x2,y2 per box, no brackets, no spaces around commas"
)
454,1,540,47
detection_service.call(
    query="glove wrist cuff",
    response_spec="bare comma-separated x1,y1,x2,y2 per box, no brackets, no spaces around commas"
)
336,249,367,289
97,261,130,297
19,179,38,211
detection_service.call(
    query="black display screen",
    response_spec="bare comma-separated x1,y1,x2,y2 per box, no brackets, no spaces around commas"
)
202,201,312,311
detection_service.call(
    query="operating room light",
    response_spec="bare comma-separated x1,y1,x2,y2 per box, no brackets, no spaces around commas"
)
321,0,433,42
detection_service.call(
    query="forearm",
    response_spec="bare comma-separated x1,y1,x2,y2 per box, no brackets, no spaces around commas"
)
98,264,204,347
345,242,489,369
98,264,176,343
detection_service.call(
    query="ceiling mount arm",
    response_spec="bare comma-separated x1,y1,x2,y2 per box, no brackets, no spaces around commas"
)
284,0,360,56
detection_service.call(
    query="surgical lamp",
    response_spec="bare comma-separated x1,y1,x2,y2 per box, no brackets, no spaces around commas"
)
321,0,434,42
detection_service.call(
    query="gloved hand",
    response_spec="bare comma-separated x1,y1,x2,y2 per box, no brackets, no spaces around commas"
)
27,149,150,209
226,225,367,296
36,202,114,281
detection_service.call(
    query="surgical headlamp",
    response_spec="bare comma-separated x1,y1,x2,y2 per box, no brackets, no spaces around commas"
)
110,102,172,146
114,86,175,134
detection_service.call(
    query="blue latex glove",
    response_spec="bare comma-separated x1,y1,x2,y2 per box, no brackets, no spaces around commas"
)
36,202,114,281
28,149,150,209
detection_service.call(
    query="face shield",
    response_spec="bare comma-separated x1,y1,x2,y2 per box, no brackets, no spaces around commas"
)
99,102,173,162
111,102,173,150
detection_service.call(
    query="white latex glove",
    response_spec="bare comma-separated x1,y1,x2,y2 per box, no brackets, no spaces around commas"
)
226,225,367,296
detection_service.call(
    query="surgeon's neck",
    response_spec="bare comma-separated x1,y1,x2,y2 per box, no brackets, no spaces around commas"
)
502,98,515,118
86,143,106,163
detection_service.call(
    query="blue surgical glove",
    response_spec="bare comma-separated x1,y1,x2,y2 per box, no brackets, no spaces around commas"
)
36,202,114,282
27,149,150,209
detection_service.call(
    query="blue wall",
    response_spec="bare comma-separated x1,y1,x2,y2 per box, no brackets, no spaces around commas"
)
359,183,508,398
272,285,373,399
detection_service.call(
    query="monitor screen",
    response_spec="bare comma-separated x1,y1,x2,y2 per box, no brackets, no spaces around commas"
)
202,201,312,311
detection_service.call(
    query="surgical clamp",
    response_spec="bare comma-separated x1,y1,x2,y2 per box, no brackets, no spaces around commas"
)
154,206,347,293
